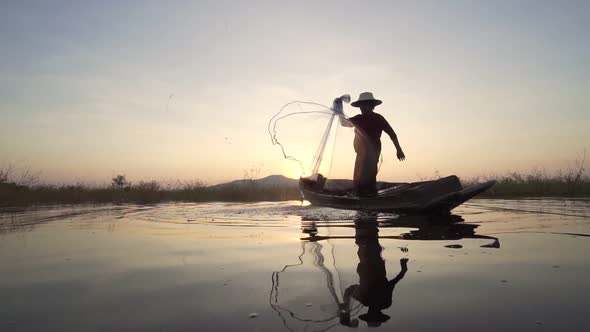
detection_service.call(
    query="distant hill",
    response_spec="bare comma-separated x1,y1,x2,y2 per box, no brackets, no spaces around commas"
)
208,175,364,192
208,175,299,190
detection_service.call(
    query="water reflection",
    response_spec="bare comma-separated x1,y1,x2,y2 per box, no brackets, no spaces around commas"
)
340,216,407,328
302,213,500,248
271,213,500,331
0,205,128,235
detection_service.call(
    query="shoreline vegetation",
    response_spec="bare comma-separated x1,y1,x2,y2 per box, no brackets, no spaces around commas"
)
1,167,589,207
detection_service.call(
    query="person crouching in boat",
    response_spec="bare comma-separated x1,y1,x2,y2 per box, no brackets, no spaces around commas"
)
339,92,405,197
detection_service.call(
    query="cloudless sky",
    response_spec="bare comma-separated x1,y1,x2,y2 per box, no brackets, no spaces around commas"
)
1,0,589,184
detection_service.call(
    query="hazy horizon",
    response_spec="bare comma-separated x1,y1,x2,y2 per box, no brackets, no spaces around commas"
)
2,1,589,185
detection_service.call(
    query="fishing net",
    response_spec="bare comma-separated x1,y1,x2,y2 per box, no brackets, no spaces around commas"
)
269,240,362,331
268,95,356,180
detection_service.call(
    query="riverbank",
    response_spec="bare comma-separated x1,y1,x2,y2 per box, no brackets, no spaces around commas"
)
1,171,589,207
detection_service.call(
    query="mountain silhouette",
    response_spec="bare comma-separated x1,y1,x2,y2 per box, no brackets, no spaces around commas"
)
208,175,299,190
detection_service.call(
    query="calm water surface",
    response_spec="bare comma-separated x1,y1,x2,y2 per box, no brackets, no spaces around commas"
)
1,199,590,331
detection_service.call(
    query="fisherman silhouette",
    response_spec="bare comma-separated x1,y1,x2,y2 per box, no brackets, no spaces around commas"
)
339,216,408,328
340,92,405,197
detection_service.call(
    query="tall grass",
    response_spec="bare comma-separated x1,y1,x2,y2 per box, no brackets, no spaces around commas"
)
0,177,301,207
463,169,590,198
462,153,589,197
1,159,590,207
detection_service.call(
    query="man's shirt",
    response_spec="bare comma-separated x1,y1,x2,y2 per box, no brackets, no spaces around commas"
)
349,112,395,150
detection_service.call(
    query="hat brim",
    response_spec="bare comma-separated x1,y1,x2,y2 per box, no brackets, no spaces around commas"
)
358,312,390,323
351,99,382,108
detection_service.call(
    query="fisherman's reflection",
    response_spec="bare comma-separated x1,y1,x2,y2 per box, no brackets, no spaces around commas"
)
297,213,501,329
339,217,408,328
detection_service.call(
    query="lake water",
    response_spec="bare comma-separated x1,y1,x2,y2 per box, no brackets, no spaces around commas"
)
1,199,590,331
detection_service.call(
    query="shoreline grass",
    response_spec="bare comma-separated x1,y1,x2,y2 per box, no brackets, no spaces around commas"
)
464,172,590,198
0,181,301,207
1,168,589,207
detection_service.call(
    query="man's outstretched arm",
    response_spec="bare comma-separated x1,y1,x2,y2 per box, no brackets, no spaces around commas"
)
389,258,409,286
383,119,406,161
337,112,357,127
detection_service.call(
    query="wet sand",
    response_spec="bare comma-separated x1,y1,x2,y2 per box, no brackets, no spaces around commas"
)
1,199,590,331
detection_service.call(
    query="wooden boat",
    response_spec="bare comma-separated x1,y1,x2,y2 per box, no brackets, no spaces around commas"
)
300,174,495,214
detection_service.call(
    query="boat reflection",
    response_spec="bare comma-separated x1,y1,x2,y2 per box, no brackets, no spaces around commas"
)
270,213,499,331
301,213,500,248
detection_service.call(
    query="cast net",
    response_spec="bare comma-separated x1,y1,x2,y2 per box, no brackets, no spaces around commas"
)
268,95,356,180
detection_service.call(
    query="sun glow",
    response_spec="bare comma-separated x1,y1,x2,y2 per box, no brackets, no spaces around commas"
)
283,162,305,180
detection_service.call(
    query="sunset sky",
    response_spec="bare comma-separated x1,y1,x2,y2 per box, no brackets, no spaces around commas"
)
1,0,588,184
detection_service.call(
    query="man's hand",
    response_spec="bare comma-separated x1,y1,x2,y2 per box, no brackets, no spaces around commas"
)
332,97,345,115
400,258,409,270
397,150,406,161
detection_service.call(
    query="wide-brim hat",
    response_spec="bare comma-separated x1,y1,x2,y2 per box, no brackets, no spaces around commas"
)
351,92,382,107
359,311,391,326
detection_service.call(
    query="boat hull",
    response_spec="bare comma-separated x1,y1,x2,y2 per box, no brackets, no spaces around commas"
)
300,176,495,214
